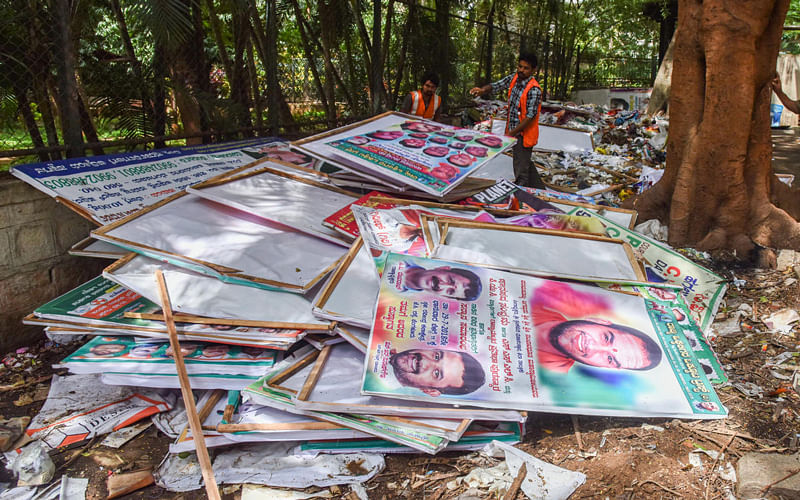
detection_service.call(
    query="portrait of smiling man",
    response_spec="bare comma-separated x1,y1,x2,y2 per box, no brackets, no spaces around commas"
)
532,280,662,373
389,348,485,396
400,262,482,301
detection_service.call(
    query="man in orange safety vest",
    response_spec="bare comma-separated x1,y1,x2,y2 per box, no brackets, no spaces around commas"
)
470,53,545,188
401,71,443,122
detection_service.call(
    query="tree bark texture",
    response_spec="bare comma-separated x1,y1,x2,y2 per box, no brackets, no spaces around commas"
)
646,30,676,116
631,0,800,256
53,0,84,157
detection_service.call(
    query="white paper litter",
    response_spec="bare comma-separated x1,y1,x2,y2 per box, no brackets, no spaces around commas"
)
240,484,332,499
58,476,89,500
4,441,54,486
761,308,799,333
633,218,668,242
478,440,586,499
100,421,153,449
155,443,384,492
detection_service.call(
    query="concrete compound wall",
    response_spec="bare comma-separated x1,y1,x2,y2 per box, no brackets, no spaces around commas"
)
0,172,106,354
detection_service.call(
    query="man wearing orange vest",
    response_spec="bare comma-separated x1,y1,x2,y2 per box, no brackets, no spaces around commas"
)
401,71,443,121
470,53,545,188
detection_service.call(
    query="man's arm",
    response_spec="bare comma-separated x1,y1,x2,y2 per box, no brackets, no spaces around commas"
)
508,116,534,137
400,93,413,114
470,74,514,98
772,76,800,115
469,84,492,98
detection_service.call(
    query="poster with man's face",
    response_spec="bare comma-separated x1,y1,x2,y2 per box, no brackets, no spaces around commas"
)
361,254,727,419
327,120,514,196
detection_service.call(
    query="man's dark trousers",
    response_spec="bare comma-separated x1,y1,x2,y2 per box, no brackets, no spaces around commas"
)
512,137,545,188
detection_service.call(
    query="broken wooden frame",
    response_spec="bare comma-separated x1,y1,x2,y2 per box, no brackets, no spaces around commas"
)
187,165,358,246
334,325,370,354
423,216,647,283
105,253,332,331
26,315,299,350
312,237,379,329
91,192,347,293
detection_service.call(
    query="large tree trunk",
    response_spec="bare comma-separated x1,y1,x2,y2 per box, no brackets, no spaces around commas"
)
631,0,800,257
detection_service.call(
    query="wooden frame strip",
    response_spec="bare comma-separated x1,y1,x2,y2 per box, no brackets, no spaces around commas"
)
433,216,647,282
123,312,331,331
313,237,365,312
216,421,342,433
55,196,101,225
266,349,321,390
290,111,396,146
296,345,333,401
155,270,220,500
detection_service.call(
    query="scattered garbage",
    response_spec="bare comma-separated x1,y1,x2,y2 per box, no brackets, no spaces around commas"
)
155,444,385,492
761,308,799,334
4,440,54,486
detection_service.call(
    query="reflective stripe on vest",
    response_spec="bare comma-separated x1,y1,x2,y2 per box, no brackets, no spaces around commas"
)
411,91,441,119
506,74,541,148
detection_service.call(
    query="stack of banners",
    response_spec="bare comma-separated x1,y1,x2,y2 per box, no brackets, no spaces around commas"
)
60,336,277,390
11,138,290,225
171,390,372,453
241,345,526,454
12,119,733,463
27,275,310,349
362,253,727,419
293,112,514,199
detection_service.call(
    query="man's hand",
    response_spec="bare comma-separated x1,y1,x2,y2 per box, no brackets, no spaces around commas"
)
470,86,488,97
772,74,783,93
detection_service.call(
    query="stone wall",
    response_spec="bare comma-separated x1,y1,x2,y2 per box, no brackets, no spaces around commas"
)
0,172,106,353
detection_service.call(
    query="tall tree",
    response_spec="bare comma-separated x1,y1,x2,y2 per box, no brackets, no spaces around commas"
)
631,0,800,257
53,0,84,157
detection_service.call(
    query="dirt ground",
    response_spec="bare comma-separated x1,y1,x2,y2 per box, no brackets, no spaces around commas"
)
1,133,799,499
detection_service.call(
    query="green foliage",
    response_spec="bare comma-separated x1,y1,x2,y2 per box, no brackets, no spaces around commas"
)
1,0,666,161
782,0,800,54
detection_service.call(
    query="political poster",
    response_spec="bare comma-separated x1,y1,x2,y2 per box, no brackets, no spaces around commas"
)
62,335,276,374
361,254,727,419
325,119,514,196
11,138,279,225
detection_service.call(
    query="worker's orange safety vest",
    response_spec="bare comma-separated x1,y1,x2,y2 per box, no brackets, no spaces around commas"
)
506,74,541,148
410,91,441,119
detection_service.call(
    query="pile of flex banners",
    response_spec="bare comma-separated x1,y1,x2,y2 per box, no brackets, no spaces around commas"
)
7,111,728,495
